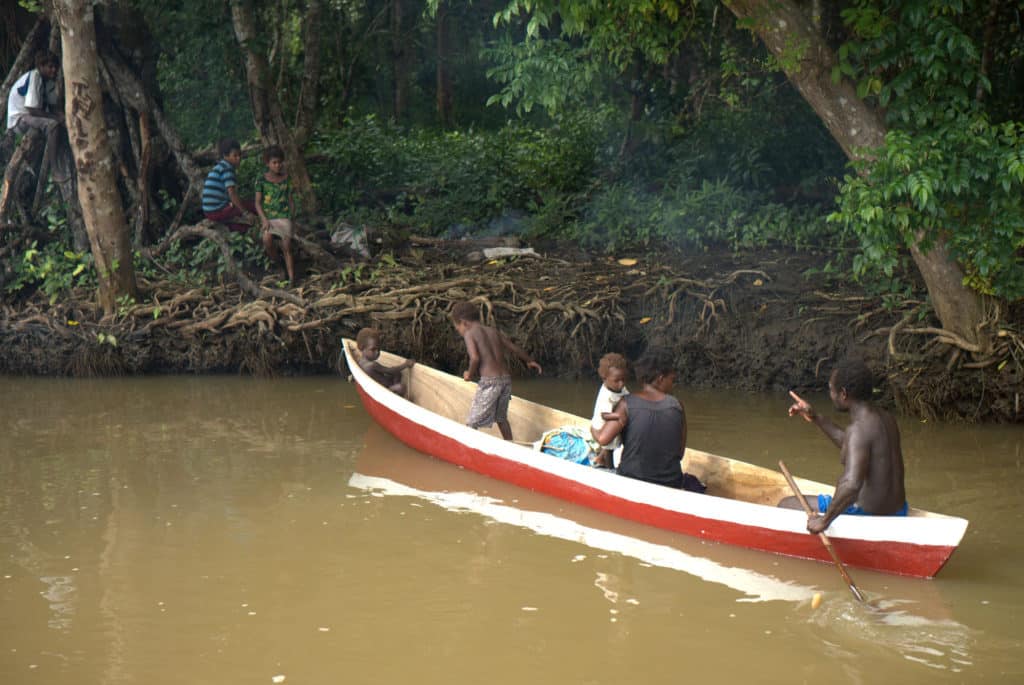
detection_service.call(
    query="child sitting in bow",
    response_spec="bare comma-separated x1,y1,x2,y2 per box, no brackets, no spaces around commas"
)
589,352,629,468
355,327,414,397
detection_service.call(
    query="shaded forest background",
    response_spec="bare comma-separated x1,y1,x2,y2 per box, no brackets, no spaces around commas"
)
0,0,1021,421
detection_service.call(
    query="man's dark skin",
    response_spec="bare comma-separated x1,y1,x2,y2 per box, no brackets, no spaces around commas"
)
780,365,906,534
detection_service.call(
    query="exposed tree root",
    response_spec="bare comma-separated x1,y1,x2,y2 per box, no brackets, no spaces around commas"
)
1,248,1021,422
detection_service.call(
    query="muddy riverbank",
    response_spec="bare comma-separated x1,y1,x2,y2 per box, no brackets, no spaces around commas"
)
1,243,1021,422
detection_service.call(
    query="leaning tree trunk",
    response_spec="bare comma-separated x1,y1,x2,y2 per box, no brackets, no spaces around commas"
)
230,0,317,213
723,0,989,349
53,0,136,315
98,40,204,235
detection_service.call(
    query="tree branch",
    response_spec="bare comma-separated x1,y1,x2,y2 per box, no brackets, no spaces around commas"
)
141,220,306,307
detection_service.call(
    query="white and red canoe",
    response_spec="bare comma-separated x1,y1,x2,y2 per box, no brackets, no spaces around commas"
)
343,340,968,578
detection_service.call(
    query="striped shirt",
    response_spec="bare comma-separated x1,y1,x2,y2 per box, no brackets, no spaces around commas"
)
202,159,237,213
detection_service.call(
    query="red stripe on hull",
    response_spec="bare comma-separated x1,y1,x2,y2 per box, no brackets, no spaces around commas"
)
357,386,955,578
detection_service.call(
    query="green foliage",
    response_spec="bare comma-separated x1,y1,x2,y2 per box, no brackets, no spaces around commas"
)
143,231,271,287
312,111,609,231
681,85,847,193
95,332,118,347
2,187,97,303
838,0,987,123
830,0,1024,301
484,37,609,115
487,0,713,118
569,178,840,253
333,252,398,286
4,242,95,304
116,294,137,318
495,0,699,69
308,78,844,253
135,0,253,148
832,118,1024,300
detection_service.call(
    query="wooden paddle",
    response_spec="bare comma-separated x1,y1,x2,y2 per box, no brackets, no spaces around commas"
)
778,460,866,603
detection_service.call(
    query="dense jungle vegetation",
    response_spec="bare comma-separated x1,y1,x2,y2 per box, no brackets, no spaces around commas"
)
0,0,1022,420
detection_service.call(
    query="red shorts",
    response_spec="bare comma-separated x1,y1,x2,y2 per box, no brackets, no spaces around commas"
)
204,199,257,234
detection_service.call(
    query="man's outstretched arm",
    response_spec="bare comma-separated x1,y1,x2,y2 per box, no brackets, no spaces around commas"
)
788,391,844,448
809,431,870,533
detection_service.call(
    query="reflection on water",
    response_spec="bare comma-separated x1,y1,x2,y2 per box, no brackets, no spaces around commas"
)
349,459,978,676
39,575,76,632
0,375,1021,684
349,473,815,603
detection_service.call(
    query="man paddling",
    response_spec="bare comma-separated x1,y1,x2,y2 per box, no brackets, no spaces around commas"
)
780,359,907,533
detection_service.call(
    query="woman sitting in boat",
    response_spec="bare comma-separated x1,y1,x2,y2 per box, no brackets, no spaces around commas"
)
593,350,703,492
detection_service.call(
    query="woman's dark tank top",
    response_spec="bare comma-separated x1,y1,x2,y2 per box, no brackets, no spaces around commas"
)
618,394,684,488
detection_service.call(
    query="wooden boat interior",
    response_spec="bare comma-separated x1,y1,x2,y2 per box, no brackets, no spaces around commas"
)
352,343,943,518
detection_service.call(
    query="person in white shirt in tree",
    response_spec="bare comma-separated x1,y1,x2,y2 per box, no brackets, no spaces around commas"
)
6,50,63,170
7,50,62,133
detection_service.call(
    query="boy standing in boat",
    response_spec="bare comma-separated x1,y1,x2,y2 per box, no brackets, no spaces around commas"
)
451,301,542,441
782,358,907,533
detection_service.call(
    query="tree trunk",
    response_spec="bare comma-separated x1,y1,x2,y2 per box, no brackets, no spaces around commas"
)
41,22,89,251
976,0,1000,103
909,236,991,350
53,143,90,252
723,0,988,348
0,129,45,224
98,43,202,183
54,0,136,315
435,1,453,128
294,0,322,147
230,0,317,213
618,57,644,159
391,0,408,122
96,41,203,237
724,0,886,159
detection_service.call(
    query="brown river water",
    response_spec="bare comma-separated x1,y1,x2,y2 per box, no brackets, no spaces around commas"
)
1,375,1022,684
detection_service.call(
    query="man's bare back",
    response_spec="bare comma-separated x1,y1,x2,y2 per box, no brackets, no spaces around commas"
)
783,360,907,534
838,403,905,514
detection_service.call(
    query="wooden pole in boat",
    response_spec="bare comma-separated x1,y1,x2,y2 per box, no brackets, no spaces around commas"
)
778,460,866,603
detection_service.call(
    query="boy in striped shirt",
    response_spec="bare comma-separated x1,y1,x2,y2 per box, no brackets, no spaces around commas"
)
202,138,257,232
